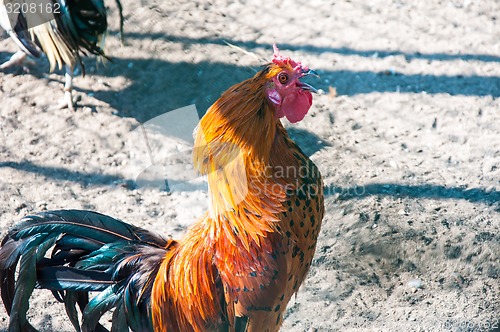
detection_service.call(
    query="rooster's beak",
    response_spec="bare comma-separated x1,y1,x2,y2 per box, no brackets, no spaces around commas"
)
298,69,319,93
304,69,320,78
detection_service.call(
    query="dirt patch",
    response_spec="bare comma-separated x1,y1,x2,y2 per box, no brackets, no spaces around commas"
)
1,0,499,331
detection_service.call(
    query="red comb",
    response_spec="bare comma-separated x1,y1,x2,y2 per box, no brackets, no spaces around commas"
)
272,44,309,72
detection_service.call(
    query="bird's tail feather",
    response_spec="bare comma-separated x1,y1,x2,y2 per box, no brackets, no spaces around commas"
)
29,21,77,72
0,210,171,332
59,0,125,59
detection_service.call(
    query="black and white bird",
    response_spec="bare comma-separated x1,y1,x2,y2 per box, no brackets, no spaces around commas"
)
0,0,123,110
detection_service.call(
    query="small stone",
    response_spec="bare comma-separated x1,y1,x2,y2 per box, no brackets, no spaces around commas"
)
407,279,423,289
15,203,27,213
450,272,464,285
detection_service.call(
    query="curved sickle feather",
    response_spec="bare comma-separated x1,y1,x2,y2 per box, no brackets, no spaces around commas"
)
0,210,168,332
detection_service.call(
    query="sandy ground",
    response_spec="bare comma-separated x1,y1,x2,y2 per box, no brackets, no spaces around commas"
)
0,0,499,331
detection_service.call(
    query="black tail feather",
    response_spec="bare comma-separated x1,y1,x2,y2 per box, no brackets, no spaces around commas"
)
36,266,114,291
64,291,88,332
110,299,129,332
0,210,171,332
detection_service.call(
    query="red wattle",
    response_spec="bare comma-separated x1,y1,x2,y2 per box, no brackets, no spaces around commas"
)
282,90,313,123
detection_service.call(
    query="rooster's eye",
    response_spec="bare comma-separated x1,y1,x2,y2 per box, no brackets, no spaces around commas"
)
278,73,289,84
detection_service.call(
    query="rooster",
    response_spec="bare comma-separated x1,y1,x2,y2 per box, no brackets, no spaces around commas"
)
0,0,124,110
0,45,324,332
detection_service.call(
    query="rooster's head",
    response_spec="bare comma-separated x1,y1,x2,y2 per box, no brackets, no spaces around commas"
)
264,45,318,123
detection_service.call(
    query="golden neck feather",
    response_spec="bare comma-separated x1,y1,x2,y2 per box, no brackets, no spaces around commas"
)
193,69,300,249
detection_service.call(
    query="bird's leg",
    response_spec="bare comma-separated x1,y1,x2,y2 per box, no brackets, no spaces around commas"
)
61,64,75,111
0,51,27,69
